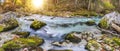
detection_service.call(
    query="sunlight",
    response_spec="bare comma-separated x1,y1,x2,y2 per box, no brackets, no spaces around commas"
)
32,0,44,8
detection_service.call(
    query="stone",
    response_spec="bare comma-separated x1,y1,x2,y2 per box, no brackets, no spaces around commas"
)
30,20,46,30
64,33,81,43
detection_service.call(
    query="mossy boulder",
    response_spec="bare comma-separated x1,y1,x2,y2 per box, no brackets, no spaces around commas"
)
85,40,102,51
48,49,73,51
98,18,109,29
65,33,81,43
0,18,19,32
86,20,96,26
12,31,30,38
30,20,46,30
2,36,44,50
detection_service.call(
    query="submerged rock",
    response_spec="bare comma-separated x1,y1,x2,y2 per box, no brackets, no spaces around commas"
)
30,20,46,30
64,33,81,43
85,20,96,26
12,31,30,38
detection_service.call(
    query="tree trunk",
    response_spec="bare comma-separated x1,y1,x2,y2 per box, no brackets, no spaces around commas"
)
88,0,91,10
111,23,120,33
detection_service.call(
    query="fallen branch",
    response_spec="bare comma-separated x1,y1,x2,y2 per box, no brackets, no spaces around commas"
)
111,23,120,33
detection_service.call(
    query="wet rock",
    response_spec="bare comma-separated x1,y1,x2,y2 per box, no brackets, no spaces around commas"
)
0,17,18,32
30,20,46,30
52,41,67,47
24,18,34,21
2,36,44,51
64,33,81,43
60,24,69,27
48,49,72,51
12,31,30,38
28,47,43,51
98,12,120,29
85,20,96,26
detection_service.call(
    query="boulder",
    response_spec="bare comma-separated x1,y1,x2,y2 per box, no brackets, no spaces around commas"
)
30,20,46,30
98,12,120,29
2,36,44,51
64,33,81,43
0,16,18,32
12,31,30,38
85,20,96,26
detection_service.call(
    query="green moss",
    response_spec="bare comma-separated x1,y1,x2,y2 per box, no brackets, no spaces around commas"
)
65,33,81,43
0,25,4,32
0,18,19,32
2,36,44,50
98,18,109,29
48,49,73,51
12,31,30,38
0,48,5,51
30,20,46,30
86,40,101,51
28,36,44,46
86,20,96,26
113,37,120,46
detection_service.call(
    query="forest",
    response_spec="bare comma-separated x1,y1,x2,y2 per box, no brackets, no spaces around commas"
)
0,0,120,51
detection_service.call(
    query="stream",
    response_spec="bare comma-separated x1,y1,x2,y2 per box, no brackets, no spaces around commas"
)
15,14,102,51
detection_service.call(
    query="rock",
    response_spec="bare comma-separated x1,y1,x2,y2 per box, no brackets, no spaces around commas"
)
2,36,44,51
30,20,46,30
29,47,43,51
64,33,81,43
85,40,102,51
98,12,120,29
12,31,30,38
48,49,72,51
85,20,96,26
0,17,19,32
52,41,67,47
24,18,34,21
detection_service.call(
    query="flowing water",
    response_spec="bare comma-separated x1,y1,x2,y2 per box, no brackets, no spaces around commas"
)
15,14,102,51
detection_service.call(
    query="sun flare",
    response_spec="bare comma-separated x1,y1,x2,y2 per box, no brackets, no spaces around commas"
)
32,0,44,8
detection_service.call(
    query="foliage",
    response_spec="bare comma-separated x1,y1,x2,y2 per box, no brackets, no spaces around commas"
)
103,1,115,10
